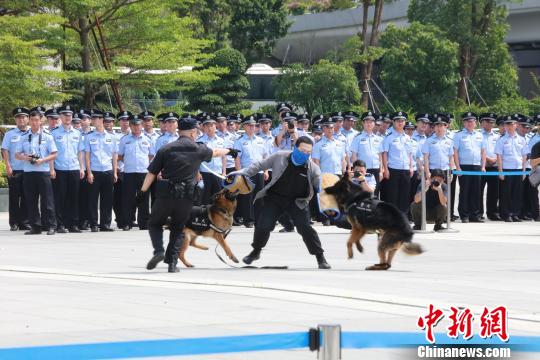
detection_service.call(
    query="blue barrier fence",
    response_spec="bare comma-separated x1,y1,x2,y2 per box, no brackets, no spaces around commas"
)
0,331,538,359
452,170,530,176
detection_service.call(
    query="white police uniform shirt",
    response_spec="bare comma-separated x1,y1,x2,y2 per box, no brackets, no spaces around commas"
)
312,135,346,175
118,133,152,173
481,129,500,167
84,130,117,172
143,129,160,144
349,132,383,169
341,128,359,147
271,124,283,137
422,134,454,170
382,131,412,170
453,129,485,166
51,126,82,171
1,127,28,171
257,131,276,155
409,139,420,171
198,133,225,174
276,129,303,150
114,130,129,173
494,133,527,169
150,132,179,156
217,130,236,169
233,134,267,169
16,129,57,172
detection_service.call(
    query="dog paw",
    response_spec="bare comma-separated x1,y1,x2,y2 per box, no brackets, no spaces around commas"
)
355,243,364,253
231,256,239,263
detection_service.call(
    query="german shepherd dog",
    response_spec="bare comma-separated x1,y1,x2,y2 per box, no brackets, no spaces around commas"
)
323,174,423,270
179,189,239,267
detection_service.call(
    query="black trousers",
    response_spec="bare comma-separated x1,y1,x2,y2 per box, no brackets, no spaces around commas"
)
237,173,264,224
267,170,295,229
53,170,80,229
252,195,324,255
450,172,457,216
409,170,421,209
386,168,411,214
88,170,114,228
500,169,523,219
480,167,500,217
411,202,447,226
7,170,28,227
79,178,90,226
457,164,482,219
113,172,125,227
201,172,223,205
226,167,242,222
367,168,381,198
122,172,149,229
521,172,539,219
148,197,193,264
23,172,56,230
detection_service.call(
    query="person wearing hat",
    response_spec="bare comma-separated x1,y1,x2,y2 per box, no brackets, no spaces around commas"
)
1,107,30,231
139,116,236,273
15,107,58,235
494,115,528,222
521,115,539,221
350,111,383,197
311,124,323,142
413,113,430,144
84,109,118,232
44,108,60,131
233,135,331,269
156,113,167,135
296,114,314,142
214,113,237,175
197,114,227,205
233,115,269,228
73,108,92,230
226,115,240,139
341,111,360,145
312,117,347,177
422,114,454,181
28,106,46,129
117,115,153,231
71,112,82,130
381,111,414,214
404,120,423,213
150,113,180,157
50,105,83,233
378,113,393,137
453,112,486,223
256,113,276,156
139,111,159,143
478,113,501,221
271,102,293,137
275,112,300,150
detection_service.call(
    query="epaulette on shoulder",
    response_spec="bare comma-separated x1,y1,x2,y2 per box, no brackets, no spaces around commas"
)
43,129,51,134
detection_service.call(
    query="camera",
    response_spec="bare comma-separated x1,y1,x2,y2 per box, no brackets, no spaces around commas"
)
353,171,361,178
431,180,440,187
29,154,40,164
285,119,295,130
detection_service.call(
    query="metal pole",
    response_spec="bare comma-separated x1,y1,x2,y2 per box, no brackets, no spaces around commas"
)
318,325,341,360
438,168,459,233
414,172,433,233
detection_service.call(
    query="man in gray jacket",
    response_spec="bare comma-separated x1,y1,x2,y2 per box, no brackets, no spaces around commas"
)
232,136,331,269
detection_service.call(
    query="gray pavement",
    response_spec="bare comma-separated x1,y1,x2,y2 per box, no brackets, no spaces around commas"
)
0,212,538,359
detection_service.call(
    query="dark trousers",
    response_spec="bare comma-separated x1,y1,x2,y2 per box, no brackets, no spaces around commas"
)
411,202,447,226
409,171,421,211
148,197,193,264
367,168,381,198
450,172,457,216
7,170,28,227
252,195,324,255
79,178,90,226
237,173,264,224
226,167,242,222
500,170,523,219
267,170,295,229
113,172,125,227
53,170,80,229
122,172,149,229
480,167,500,217
386,168,411,214
88,171,114,228
23,172,56,230
457,164,482,219
522,172,539,219
201,172,223,205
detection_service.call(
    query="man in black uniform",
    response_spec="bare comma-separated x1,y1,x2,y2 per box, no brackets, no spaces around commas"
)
140,115,235,273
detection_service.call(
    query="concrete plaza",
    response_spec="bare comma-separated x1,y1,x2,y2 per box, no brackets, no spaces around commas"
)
0,212,538,359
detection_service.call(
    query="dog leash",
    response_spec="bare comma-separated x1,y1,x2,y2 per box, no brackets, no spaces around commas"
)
214,245,288,269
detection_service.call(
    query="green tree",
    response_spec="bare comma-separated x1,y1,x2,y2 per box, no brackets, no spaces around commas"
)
228,0,290,64
273,60,361,114
379,23,460,112
185,48,251,113
408,0,519,104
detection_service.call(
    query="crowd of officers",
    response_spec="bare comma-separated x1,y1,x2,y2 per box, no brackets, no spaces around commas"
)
1,102,539,236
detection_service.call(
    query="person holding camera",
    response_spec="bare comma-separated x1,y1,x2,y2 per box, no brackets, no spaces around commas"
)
410,168,448,231
275,112,300,150
350,160,376,193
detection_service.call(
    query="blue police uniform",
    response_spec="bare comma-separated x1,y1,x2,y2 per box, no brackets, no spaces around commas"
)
144,129,160,144
78,127,93,229
1,127,29,228
150,132,179,156
480,128,501,219
84,129,118,230
422,134,453,170
382,131,413,213
312,135,346,175
341,128,359,147
17,129,58,232
524,133,540,220
198,133,226,205
258,131,276,155
51,125,84,231
349,131,383,193
453,129,485,221
233,134,267,169
217,130,237,172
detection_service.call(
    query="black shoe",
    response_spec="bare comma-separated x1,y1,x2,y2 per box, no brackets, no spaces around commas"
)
139,227,148,230
469,217,484,223
521,216,532,221
146,253,165,270
69,226,82,233
56,227,68,233
316,254,331,269
279,227,294,233
10,225,18,231
91,226,99,232
244,222,254,228
487,214,502,221
19,224,31,231
100,226,115,232
25,228,42,235
434,224,446,232
512,216,522,222
46,229,56,235
122,226,131,231
168,263,179,273
504,217,513,222
233,218,243,226
80,222,89,230
461,218,469,223
413,224,421,231
451,215,459,221
243,248,261,265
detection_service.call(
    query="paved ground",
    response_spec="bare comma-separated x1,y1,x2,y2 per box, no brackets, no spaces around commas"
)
0,212,538,359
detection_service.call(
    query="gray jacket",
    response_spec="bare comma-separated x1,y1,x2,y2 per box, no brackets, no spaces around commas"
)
233,151,321,209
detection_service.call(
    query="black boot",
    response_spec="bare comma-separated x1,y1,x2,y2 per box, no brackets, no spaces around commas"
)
168,262,179,273
242,248,261,265
146,253,165,270
316,254,331,269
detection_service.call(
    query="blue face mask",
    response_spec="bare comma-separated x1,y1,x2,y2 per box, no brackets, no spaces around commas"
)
291,147,310,166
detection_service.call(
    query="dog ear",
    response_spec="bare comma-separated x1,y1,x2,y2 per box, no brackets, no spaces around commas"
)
343,171,350,180
324,184,337,194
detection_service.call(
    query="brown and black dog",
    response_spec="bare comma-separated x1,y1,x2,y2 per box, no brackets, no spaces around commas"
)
179,189,239,267
323,174,424,270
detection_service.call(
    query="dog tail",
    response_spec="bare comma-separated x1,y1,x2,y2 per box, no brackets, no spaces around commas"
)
401,242,424,255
